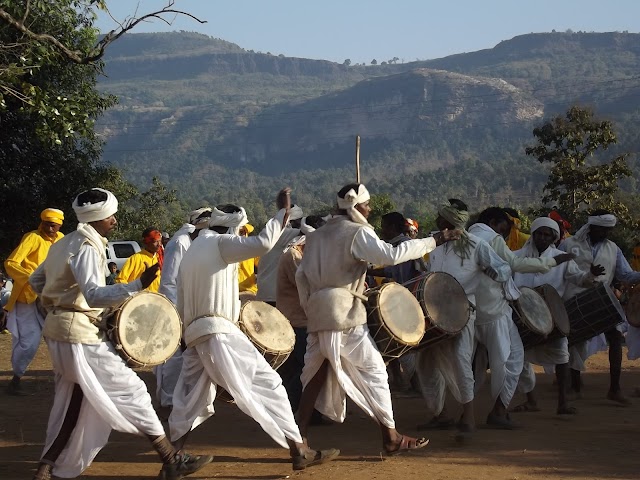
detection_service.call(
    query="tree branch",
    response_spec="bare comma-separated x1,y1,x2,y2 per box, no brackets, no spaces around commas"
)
0,1,207,65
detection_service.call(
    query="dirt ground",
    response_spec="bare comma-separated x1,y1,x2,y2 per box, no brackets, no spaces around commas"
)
1,334,639,480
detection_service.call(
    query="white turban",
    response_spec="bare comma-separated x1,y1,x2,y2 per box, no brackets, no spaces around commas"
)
574,213,617,242
336,184,372,227
188,207,212,229
519,217,560,257
209,206,248,234
72,188,118,223
289,204,304,221
283,216,317,252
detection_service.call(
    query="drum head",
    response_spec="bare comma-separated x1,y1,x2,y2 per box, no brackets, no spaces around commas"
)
516,288,554,335
115,292,182,366
375,283,424,345
419,272,470,334
535,284,570,335
239,301,295,354
625,287,640,328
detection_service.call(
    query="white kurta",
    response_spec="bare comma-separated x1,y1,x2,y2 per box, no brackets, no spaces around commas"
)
513,244,595,392
298,221,437,425
417,233,511,414
170,211,305,448
155,224,194,407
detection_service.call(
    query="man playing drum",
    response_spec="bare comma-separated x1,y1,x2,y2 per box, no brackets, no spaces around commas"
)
168,189,339,471
155,208,212,413
469,208,575,428
561,210,640,404
416,199,512,438
294,184,459,455
28,188,211,480
511,217,601,414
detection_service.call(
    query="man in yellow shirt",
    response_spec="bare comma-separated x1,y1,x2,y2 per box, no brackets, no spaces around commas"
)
5,208,64,395
238,224,259,294
504,208,530,251
116,227,162,292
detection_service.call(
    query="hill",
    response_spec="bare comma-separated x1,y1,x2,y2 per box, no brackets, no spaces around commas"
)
96,31,640,224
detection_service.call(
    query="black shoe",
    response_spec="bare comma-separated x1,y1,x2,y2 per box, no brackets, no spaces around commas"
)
6,381,28,396
157,453,213,480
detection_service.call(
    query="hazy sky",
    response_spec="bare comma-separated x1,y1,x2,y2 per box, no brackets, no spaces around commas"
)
96,0,639,63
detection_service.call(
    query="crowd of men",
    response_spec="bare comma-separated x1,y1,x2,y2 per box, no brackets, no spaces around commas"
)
2,183,640,480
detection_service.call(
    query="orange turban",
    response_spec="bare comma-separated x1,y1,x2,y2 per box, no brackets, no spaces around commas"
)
41,208,64,225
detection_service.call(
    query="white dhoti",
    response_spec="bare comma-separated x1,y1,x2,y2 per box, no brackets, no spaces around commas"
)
568,334,608,371
43,339,164,478
300,324,395,428
169,332,302,448
474,310,524,407
627,324,640,360
7,301,44,377
415,314,474,415
518,337,569,394
153,349,183,407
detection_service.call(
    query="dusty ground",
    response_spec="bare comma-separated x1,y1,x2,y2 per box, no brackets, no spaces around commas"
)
1,334,639,480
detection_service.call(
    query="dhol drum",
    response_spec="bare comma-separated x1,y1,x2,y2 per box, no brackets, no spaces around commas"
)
511,287,554,349
566,283,626,346
365,282,425,362
217,300,295,403
408,272,470,349
533,284,571,341
622,285,640,328
106,291,182,368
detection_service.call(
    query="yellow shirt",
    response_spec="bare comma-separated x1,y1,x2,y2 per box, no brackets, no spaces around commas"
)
116,249,160,292
4,229,64,311
507,229,530,251
238,257,259,293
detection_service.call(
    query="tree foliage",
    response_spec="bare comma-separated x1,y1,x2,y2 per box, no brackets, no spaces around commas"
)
525,105,632,224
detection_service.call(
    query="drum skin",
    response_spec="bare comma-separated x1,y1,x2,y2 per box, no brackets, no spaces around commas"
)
533,284,571,339
512,287,554,349
108,291,182,368
411,272,470,349
366,282,425,361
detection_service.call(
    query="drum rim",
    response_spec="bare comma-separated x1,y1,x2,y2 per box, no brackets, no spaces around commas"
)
515,287,554,335
533,284,571,335
239,300,295,353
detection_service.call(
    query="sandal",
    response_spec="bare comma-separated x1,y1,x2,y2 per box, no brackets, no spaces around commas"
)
292,448,340,471
384,435,429,456
509,402,541,413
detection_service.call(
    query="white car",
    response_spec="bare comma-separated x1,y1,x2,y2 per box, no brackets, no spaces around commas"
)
106,241,141,273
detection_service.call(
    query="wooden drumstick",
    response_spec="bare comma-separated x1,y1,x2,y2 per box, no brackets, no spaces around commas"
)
355,135,361,183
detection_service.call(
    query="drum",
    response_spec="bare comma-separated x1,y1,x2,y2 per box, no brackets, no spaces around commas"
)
106,291,182,368
566,283,625,346
511,287,554,349
622,285,640,328
217,301,295,403
365,282,425,361
533,284,571,340
409,272,470,349
239,290,257,304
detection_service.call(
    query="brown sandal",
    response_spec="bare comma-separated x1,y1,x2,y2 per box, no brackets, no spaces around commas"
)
384,435,429,456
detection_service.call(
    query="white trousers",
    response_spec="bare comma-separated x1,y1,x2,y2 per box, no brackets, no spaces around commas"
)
474,310,524,408
301,324,395,428
43,340,164,478
153,349,183,407
169,333,302,448
415,314,475,415
627,324,640,360
518,337,569,394
7,301,44,377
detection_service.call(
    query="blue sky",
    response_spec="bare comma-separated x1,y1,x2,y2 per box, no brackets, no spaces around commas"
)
96,1,639,63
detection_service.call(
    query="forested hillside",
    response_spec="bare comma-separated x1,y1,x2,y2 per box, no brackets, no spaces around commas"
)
96,31,640,226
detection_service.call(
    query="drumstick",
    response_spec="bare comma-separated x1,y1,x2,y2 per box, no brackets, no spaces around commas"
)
355,135,361,183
